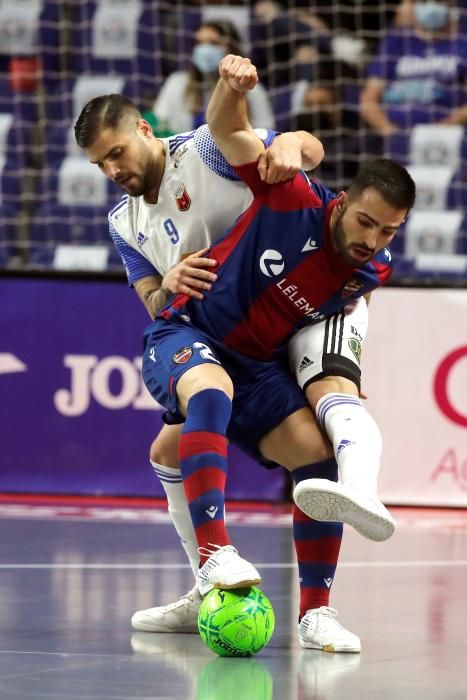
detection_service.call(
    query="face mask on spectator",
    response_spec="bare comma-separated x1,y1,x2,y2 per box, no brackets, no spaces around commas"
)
414,2,450,31
192,44,225,74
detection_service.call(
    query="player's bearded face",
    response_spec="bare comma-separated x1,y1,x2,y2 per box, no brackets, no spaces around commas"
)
118,140,159,197
331,205,376,267
331,191,404,266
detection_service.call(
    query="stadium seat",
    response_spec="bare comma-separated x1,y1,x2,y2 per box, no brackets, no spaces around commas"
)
0,1,63,85
404,210,464,260
0,0,43,59
68,1,163,100
29,154,121,267
407,164,456,211
409,124,465,170
29,204,114,267
0,111,27,266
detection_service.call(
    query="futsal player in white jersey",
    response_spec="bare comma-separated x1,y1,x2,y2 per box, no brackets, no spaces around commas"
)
75,93,388,653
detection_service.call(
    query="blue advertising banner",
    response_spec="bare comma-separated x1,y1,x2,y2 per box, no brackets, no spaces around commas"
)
0,277,287,501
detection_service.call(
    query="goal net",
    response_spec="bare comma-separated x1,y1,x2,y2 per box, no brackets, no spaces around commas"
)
0,0,465,282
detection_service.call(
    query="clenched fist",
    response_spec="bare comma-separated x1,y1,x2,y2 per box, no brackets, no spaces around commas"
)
219,54,259,93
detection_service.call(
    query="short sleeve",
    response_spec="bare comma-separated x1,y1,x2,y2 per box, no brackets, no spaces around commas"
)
108,221,159,286
193,124,278,180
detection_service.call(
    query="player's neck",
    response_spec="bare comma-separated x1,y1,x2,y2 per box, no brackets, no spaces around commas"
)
144,139,166,205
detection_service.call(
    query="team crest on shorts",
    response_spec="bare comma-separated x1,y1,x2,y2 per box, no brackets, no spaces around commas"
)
342,279,364,298
175,184,191,211
172,347,193,364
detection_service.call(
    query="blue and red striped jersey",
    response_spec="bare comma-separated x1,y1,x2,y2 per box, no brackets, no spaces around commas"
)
161,162,392,361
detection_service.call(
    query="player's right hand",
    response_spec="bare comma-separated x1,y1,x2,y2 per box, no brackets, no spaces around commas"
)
162,247,218,301
219,55,258,93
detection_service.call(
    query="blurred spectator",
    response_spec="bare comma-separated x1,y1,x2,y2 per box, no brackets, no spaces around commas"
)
291,52,360,189
360,0,467,136
251,0,398,92
152,18,275,133
251,2,331,88
292,0,397,54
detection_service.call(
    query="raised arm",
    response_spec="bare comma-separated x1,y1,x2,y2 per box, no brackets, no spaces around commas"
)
206,55,265,166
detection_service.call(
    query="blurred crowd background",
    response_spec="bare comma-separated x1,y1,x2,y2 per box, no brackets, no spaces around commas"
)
0,0,466,283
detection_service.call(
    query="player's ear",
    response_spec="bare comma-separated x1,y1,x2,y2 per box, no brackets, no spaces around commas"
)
336,191,347,212
137,119,153,138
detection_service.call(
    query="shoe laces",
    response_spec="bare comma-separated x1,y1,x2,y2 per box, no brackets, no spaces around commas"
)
197,543,237,559
198,543,237,578
309,606,349,632
163,590,195,612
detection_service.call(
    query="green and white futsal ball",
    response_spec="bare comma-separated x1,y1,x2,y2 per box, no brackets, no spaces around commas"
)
198,587,275,657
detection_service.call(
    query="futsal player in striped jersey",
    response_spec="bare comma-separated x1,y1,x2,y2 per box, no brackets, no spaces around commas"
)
75,81,412,651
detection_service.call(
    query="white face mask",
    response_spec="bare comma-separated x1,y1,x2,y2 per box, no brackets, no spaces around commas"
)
414,2,451,31
192,44,225,74
331,34,366,66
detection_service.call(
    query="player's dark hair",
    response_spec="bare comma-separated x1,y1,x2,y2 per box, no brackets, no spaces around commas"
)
74,94,141,149
347,159,416,212
200,19,242,55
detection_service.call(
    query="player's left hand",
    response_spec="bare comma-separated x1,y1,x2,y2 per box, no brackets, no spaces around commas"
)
257,132,303,184
219,55,258,93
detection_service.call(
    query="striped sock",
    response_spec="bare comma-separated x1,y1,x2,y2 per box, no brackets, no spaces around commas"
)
292,460,343,619
179,389,232,564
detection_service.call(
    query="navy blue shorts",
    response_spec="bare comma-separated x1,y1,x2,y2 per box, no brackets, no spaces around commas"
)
142,318,308,463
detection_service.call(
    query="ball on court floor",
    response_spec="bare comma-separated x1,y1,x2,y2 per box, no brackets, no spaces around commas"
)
198,587,275,657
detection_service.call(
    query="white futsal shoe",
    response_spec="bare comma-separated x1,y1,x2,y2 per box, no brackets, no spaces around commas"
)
131,586,202,633
298,607,361,653
197,544,261,595
293,479,395,542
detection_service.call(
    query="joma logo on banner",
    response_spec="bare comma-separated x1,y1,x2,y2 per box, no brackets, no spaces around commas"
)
54,355,160,417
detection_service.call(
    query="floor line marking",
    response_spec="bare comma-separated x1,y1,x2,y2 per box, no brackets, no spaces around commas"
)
0,560,465,569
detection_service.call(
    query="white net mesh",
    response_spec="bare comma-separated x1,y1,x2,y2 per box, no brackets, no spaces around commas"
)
0,0,465,281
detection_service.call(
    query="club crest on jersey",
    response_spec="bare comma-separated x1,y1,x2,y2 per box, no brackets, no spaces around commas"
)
175,184,191,211
172,347,193,364
342,279,364,298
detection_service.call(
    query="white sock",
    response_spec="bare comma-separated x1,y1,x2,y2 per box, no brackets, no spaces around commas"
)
315,393,382,495
151,461,200,577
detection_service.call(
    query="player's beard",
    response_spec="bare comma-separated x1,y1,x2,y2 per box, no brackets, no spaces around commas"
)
332,207,375,267
120,147,161,198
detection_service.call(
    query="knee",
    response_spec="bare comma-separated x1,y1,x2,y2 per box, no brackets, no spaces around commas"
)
149,433,180,468
177,366,234,415
260,408,333,468
188,378,234,401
